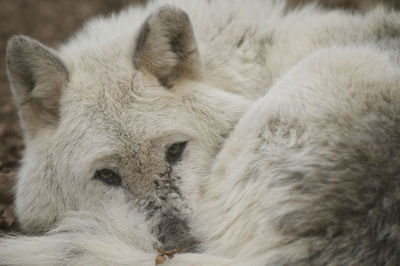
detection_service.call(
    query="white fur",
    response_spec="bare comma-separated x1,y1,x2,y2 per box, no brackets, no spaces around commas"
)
2,0,400,265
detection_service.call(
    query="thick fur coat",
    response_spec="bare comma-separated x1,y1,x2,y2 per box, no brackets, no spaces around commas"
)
1,0,400,265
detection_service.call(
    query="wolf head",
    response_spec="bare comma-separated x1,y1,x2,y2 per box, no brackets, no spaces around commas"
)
6,6,249,251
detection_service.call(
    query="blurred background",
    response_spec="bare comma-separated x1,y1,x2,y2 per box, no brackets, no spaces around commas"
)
0,0,399,232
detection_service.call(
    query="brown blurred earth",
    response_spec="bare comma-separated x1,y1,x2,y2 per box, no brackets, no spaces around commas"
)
0,0,398,233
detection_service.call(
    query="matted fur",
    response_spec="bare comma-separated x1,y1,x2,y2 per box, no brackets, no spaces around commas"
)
2,0,400,265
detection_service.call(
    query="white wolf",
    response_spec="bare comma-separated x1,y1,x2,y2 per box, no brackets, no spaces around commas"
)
1,0,400,265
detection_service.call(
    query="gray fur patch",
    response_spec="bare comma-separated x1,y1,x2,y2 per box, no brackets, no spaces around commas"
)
269,106,400,265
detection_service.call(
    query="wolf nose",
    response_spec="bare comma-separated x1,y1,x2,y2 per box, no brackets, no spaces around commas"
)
162,236,200,253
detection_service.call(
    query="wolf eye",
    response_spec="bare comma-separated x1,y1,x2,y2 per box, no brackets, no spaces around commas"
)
166,142,187,163
94,169,122,186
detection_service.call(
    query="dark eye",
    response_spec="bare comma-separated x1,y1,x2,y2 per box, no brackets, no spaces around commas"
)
94,169,122,186
166,142,187,163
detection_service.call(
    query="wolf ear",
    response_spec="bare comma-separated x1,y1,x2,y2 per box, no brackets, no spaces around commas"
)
134,6,200,88
6,36,68,138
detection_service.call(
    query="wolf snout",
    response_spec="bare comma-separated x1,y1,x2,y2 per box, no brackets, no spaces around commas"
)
162,236,200,253
156,214,199,253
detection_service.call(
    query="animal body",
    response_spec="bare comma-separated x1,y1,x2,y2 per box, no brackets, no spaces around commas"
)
1,0,400,265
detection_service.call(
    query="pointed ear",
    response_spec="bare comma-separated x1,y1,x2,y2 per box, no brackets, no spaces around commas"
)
6,36,68,138
134,6,201,88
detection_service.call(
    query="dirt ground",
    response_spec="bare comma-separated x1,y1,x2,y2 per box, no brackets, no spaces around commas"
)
0,0,398,233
